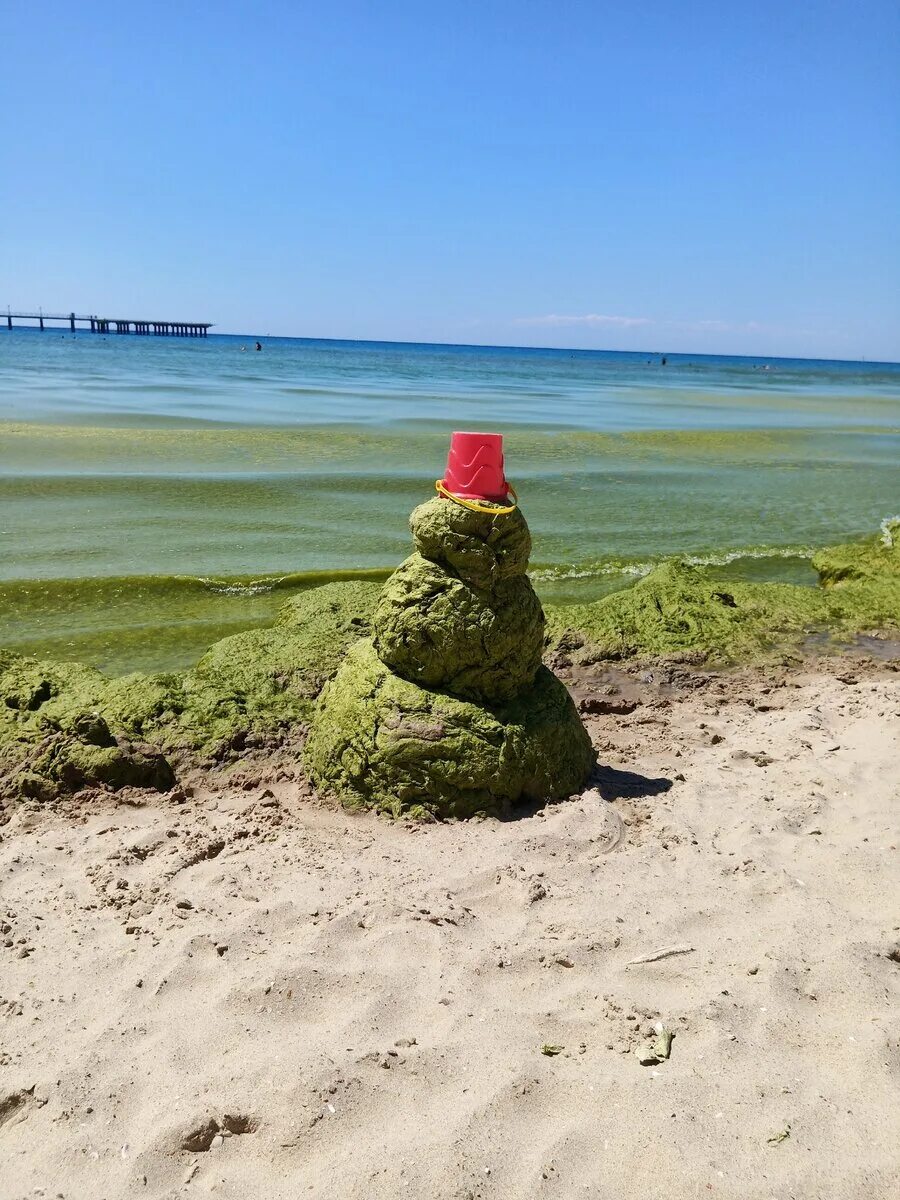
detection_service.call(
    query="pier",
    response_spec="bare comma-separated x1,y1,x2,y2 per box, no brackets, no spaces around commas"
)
3,310,212,337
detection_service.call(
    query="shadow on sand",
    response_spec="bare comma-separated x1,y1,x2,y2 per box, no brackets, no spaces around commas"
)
590,764,673,802
506,764,672,821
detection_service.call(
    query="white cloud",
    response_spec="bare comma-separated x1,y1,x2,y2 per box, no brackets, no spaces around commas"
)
514,313,775,337
514,312,653,329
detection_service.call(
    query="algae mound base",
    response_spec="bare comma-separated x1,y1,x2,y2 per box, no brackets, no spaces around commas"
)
304,639,592,819
305,497,595,818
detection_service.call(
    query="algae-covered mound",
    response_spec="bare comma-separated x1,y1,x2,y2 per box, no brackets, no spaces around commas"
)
545,561,830,663
0,651,175,802
305,497,595,818
304,640,592,819
546,530,900,665
812,526,900,586
0,581,381,805
374,500,544,703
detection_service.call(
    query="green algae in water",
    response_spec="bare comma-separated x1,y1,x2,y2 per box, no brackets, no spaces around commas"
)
0,569,391,676
4,420,898,677
2,528,897,811
544,533,899,664
0,582,382,804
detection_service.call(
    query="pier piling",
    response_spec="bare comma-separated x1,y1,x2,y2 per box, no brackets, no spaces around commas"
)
1,310,212,337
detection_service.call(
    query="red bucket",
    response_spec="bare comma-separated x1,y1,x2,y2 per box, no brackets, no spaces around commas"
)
439,431,510,503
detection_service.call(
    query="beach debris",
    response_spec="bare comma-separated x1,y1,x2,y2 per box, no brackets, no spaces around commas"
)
751,752,775,767
578,695,638,716
541,1043,564,1056
635,1022,674,1066
767,1124,791,1145
626,944,695,967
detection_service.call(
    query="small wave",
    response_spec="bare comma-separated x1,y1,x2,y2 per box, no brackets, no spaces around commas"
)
0,567,393,602
197,578,280,596
529,544,816,584
530,560,655,582
682,544,816,567
195,567,392,596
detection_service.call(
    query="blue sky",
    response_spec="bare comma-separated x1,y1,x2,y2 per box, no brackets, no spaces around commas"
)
2,1,898,359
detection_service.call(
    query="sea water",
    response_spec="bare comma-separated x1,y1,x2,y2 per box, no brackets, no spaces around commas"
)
1,328,897,673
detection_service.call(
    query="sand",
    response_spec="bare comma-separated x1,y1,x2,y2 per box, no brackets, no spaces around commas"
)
1,655,898,1199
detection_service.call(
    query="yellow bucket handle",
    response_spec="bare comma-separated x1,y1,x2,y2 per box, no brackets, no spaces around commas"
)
435,479,518,515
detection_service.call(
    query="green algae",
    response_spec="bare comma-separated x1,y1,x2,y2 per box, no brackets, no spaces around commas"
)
2,523,897,811
544,562,831,663
812,527,900,587
408,497,533,588
373,499,545,704
0,581,381,805
374,555,544,704
306,497,594,817
303,639,593,819
0,654,175,802
545,532,899,665
372,496,542,700
20,735,174,801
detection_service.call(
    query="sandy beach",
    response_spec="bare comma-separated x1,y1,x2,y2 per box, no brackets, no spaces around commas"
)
5,4,898,1195
2,651,897,1199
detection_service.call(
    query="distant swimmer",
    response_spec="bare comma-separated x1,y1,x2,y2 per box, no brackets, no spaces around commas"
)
255,341,262,351
661,356,667,366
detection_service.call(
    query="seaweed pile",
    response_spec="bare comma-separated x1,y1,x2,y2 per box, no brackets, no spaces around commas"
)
303,497,595,818
1,523,896,813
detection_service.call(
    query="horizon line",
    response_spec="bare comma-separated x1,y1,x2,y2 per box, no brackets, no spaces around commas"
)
2,323,897,367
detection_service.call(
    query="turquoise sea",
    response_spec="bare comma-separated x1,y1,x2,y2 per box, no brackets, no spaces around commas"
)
1,328,898,673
